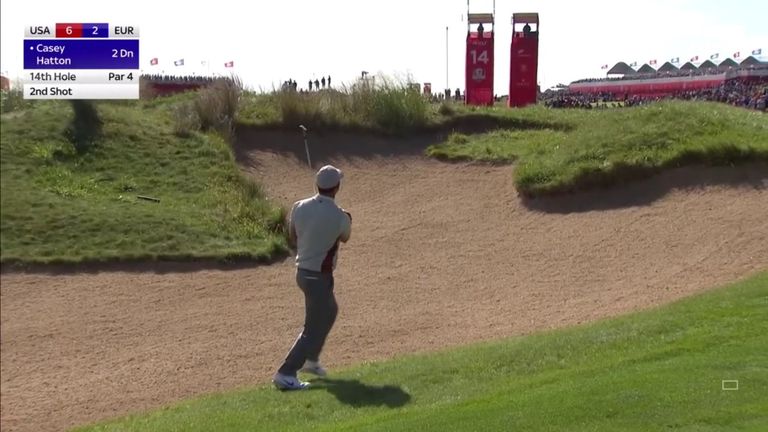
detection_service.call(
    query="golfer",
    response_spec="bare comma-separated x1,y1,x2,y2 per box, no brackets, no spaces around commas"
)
273,165,352,390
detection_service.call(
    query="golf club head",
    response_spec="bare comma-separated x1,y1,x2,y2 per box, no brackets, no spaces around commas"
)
299,125,308,135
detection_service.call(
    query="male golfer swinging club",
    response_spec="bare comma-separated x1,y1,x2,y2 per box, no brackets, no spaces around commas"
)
273,165,352,390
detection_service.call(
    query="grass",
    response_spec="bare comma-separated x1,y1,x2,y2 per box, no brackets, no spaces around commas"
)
0,98,287,264
1,84,31,114
427,101,768,196
237,79,431,134
75,272,768,432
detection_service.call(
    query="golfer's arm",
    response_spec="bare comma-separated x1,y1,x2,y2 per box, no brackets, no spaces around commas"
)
339,214,351,243
287,205,298,248
289,222,297,248
339,228,351,243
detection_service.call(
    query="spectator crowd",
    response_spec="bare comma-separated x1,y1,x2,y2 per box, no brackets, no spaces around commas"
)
542,81,766,111
140,74,217,84
281,76,333,92
623,81,767,110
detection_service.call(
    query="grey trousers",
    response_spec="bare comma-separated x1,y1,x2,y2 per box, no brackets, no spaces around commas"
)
278,268,338,376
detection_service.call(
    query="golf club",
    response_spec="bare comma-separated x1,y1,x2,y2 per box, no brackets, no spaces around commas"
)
299,125,311,168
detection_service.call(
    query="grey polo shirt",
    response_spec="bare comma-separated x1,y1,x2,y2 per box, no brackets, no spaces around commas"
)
289,194,351,273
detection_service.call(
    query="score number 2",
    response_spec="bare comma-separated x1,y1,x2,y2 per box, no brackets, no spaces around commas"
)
63,25,98,35
470,50,489,65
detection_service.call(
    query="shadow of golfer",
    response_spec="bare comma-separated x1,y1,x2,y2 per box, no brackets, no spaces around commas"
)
308,378,411,408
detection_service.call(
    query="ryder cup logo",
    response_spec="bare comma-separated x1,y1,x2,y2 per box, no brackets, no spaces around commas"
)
472,68,486,81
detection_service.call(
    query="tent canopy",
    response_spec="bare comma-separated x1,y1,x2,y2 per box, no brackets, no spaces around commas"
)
606,61,636,75
679,62,698,71
718,58,739,70
636,64,656,74
740,56,766,67
657,62,679,73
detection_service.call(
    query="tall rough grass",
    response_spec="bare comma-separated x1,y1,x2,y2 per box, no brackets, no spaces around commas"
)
172,103,199,137
173,76,243,140
0,81,31,113
275,77,430,133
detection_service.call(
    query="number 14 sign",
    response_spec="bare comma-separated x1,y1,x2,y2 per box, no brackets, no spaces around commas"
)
465,35,494,105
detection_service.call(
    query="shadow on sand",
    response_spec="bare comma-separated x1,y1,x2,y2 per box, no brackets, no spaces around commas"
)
521,163,768,214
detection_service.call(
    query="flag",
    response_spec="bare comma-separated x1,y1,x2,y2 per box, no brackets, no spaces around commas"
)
753,48,762,55
649,59,657,65
733,51,740,59
601,64,608,69
224,61,234,68
174,59,184,66
150,57,158,66
690,55,699,62
710,53,719,60
671,57,680,63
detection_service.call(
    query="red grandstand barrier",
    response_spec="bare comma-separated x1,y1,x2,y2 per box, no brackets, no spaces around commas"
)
144,82,205,97
569,74,729,97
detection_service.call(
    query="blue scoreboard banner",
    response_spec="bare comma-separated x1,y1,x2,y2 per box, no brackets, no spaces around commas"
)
23,23,140,99
24,39,140,69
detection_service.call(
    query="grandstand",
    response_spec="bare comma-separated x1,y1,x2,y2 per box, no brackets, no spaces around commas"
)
569,56,767,98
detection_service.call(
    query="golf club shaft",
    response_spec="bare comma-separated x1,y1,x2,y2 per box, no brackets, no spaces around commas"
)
304,138,312,168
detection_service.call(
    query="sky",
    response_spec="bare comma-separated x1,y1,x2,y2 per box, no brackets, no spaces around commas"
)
1,0,766,94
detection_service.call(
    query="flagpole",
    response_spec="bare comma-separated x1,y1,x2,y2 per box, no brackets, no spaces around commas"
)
445,26,449,91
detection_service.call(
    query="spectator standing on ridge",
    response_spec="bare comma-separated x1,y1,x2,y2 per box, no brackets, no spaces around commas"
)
314,79,320,90
308,80,313,91
272,165,353,391
321,76,326,88
327,76,332,88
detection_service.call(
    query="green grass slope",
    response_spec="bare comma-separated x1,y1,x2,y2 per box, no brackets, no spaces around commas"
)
0,100,286,264
77,272,768,432
427,101,768,196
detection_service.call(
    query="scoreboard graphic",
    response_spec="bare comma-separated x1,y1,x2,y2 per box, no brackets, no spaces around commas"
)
23,23,140,99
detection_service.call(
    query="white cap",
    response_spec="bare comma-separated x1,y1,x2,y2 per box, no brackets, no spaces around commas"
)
315,165,343,189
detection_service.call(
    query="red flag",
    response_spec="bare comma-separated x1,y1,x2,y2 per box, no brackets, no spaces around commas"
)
690,55,699,62
224,61,234,68
649,59,657,65
150,57,158,66
733,51,741,58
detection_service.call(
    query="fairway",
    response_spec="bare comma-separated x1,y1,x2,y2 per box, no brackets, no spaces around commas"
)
75,272,768,431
